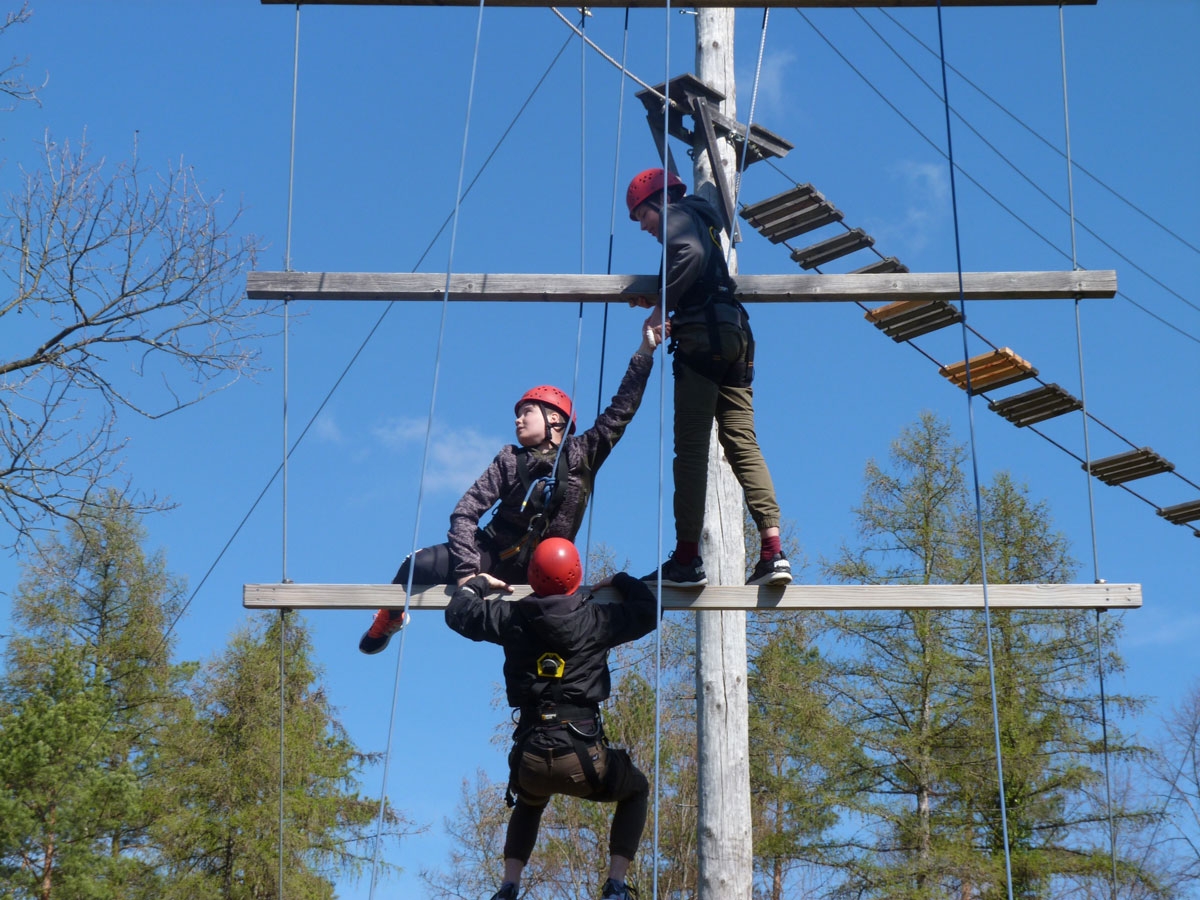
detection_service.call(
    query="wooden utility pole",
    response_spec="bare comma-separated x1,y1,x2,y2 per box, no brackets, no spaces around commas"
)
693,10,753,900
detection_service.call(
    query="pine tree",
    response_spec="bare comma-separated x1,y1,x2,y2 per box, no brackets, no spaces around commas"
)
152,613,414,900
0,648,140,900
748,612,865,900
1,492,189,898
823,413,1147,899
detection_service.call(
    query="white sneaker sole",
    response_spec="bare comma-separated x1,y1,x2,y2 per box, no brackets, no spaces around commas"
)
748,571,792,587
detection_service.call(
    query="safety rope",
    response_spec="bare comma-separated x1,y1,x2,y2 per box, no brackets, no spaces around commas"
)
651,11,672,900
279,296,290,900
1058,9,1119,896
581,7,631,582
933,6,1016,899
537,9,591,581
517,9,592,585
278,8,302,897
368,0,489,895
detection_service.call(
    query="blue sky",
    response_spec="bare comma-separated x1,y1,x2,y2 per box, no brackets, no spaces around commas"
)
1,1,1197,897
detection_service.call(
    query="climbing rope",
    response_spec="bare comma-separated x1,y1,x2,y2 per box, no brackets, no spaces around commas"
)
933,5,1016,899
369,0,489,895
279,8,302,897
650,10,673,900
580,7,631,582
1057,8,1119,895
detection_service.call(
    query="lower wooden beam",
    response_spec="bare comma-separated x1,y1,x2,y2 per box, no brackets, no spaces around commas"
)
245,270,1117,304
243,582,1141,611
264,1,1096,7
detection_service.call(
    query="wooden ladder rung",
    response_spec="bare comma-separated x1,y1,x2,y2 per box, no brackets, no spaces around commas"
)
790,228,874,269
1158,499,1200,526
939,348,1038,394
852,257,909,275
744,198,842,244
865,299,961,341
741,184,821,220
989,383,1082,427
1085,447,1174,485
741,184,841,243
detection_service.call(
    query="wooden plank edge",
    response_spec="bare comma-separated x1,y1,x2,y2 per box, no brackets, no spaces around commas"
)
243,582,1141,611
245,271,1118,303
264,0,1097,7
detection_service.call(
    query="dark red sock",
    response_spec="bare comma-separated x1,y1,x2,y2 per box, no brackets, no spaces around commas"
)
675,541,700,562
760,534,781,561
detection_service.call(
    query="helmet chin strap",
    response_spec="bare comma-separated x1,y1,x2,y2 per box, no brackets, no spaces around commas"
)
538,404,566,450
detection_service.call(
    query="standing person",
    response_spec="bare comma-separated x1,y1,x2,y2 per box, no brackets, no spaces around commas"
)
445,537,656,900
359,317,663,654
626,167,792,588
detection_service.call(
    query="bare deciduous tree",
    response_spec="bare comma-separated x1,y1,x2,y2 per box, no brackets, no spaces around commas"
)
1,3,43,111
1,135,266,548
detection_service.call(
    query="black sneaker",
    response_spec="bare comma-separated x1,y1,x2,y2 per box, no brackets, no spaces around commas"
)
641,553,707,587
358,609,410,655
601,879,639,900
489,883,519,900
747,553,792,586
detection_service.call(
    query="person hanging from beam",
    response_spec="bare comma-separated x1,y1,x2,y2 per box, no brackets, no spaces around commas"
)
626,167,791,588
445,537,655,900
359,315,664,654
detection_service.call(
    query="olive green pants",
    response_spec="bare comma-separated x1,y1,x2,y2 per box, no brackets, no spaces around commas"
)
503,740,649,864
672,322,780,543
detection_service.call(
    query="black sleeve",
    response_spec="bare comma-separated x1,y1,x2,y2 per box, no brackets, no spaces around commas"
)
662,205,709,312
445,575,512,645
606,572,659,644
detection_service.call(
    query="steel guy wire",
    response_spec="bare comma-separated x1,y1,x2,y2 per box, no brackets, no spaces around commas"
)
934,4,1016,898
875,6,1200,258
795,10,1200,329
1058,10,1119,894
126,30,578,712
370,0,488,895
851,8,1199,317
728,7,770,259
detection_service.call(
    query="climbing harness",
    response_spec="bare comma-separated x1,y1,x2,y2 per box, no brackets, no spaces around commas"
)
477,445,571,569
667,197,755,388
504,651,608,808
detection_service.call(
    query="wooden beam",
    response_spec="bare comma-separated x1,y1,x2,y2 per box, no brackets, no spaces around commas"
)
243,582,1141,612
245,270,1117,304
263,1,1096,7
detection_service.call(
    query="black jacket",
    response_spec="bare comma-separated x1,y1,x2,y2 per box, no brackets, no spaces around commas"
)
659,195,738,321
444,572,657,710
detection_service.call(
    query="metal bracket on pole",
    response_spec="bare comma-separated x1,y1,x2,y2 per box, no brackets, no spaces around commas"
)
688,94,741,242
645,114,682,181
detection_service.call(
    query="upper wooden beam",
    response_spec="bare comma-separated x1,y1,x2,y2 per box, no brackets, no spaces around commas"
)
264,1,1095,7
246,270,1117,304
244,582,1140,612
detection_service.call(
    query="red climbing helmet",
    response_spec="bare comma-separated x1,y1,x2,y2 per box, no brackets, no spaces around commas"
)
626,168,686,220
515,385,576,435
528,537,583,597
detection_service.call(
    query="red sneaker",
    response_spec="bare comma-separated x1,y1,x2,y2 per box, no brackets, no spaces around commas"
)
358,609,410,655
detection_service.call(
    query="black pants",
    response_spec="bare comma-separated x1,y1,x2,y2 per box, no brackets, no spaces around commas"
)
391,537,528,588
